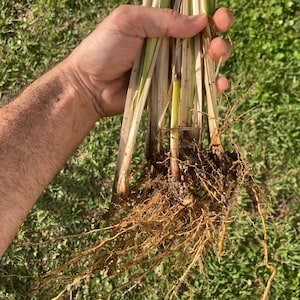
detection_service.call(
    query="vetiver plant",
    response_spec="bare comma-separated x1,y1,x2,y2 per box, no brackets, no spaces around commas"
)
33,1,275,298
114,0,224,195
107,5,244,294
97,1,275,298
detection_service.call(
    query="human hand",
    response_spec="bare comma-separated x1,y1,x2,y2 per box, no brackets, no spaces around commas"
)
65,5,233,117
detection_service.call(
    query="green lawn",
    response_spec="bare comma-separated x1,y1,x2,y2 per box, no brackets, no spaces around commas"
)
1,0,299,299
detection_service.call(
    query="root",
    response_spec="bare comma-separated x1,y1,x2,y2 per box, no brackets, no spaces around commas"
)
216,205,232,259
25,148,275,299
250,185,276,300
93,148,247,296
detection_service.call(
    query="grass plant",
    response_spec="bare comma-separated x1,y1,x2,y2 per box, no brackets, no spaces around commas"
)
59,0,274,298
0,0,299,299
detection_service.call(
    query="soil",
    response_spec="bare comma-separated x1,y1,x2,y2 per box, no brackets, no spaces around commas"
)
34,147,269,300
91,147,247,296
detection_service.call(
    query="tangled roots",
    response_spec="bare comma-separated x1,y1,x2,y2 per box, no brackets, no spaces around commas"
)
90,148,247,297
33,147,274,300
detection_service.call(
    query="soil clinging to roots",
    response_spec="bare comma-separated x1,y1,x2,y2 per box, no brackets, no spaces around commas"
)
32,145,276,300
91,146,247,297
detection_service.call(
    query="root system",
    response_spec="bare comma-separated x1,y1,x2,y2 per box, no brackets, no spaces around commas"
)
91,146,247,297
27,145,276,300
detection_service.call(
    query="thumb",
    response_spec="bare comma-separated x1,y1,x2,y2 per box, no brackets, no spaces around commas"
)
109,5,208,39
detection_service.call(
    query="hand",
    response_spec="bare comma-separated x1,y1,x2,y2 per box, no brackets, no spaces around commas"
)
65,5,233,117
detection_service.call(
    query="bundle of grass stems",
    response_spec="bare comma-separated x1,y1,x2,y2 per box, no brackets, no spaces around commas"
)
33,1,275,299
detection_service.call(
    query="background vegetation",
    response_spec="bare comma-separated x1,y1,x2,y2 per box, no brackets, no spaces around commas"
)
0,0,299,299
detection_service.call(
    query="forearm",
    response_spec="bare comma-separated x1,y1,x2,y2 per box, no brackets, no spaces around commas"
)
0,61,100,257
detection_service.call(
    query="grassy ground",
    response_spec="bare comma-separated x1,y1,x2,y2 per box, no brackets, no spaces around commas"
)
0,0,299,299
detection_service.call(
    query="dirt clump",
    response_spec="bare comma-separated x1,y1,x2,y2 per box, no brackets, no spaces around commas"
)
90,147,247,296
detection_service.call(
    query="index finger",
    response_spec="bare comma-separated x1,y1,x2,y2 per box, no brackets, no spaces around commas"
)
108,5,208,39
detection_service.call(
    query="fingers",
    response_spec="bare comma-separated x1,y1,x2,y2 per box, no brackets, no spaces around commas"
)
209,37,232,63
209,7,233,64
213,7,234,33
216,77,230,96
104,5,232,96
111,5,208,39
109,5,232,63
210,7,233,94
112,5,234,40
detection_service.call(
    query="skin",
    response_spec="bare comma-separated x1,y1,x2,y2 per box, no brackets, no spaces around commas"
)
0,5,233,257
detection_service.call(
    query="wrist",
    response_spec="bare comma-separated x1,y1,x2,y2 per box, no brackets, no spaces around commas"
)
57,59,106,119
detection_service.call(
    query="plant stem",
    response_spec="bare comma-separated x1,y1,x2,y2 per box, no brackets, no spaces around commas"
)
170,75,181,181
115,37,162,196
200,0,224,154
146,36,169,162
114,0,171,195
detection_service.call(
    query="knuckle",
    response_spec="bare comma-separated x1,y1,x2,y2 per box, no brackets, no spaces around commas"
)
161,8,180,36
